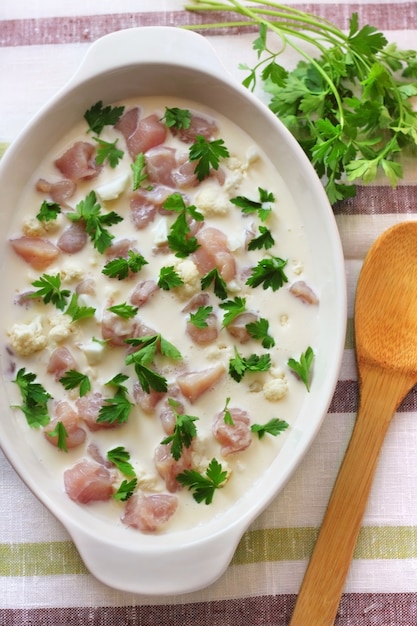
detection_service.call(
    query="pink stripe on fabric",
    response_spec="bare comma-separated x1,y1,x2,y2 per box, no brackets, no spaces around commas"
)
329,379,417,414
1,3,416,47
334,185,417,215
1,593,417,625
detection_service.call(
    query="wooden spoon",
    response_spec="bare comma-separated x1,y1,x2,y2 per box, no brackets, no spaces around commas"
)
290,221,417,626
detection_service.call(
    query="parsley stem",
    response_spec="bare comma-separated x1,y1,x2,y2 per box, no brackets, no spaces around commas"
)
185,0,346,127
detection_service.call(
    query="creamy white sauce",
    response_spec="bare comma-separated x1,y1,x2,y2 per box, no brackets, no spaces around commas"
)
3,96,319,533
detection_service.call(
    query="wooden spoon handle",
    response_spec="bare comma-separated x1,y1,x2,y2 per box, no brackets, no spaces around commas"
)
289,367,413,626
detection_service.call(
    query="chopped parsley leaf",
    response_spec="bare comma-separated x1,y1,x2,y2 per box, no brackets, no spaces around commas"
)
113,478,138,502
93,137,124,168
189,305,213,328
107,446,136,478
84,100,125,136
161,400,199,461
177,458,228,505
45,421,68,452
251,418,289,439
287,346,314,391
158,265,184,290
201,268,228,300
219,296,247,327
189,135,230,181
12,368,52,428
246,317,275,348
248,225,275,251
102,250,148,280
229,348,271,382
246,256,288,291
131,152,147,191
162,106,192,130
59,370,91,397
67,190,123,254
107,302,138,319
29,273,70,311
36,200,61,222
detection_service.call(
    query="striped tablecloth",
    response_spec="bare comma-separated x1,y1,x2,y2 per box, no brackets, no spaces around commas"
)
1,1,417,624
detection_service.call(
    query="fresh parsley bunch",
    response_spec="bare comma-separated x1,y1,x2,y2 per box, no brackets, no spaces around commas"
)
186,0,417,203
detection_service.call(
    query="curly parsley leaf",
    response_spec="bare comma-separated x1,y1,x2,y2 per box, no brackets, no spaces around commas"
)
162,106,192,130
189,135,230,181
12,368,52,428
161,399,199,461
177,458,228,505
45,421,68,452
30,273,70,311
36,200,61,222
67,191,123,254
246,256,288,291
246,317,275,348
84,100,125,135
287,346,314,391
107,446,136,478
229,348,271,382
59,370,91,397
251,418,289,439
201,268,228,300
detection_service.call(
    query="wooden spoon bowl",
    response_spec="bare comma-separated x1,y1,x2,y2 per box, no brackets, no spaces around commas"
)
290,221,417,625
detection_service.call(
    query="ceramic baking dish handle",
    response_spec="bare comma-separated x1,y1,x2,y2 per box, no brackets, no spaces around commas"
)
69,26,228,87
68,516,249,595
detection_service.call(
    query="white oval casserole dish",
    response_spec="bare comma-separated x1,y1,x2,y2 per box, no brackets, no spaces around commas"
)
0,26,346,595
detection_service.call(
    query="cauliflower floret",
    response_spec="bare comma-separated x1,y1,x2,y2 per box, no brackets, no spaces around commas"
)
60,264,85,283
291,260,304,276
22,215,61,237
8,315,47,356
194,186,230,217
48,314,73,343
224,147,260,192
174,258,200,299
279,314,289,327
263,373,289,401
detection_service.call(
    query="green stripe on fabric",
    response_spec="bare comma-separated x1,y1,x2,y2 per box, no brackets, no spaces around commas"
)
233,525,417,565
1,526,417,576
0,541,87,576
0,142,8,158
